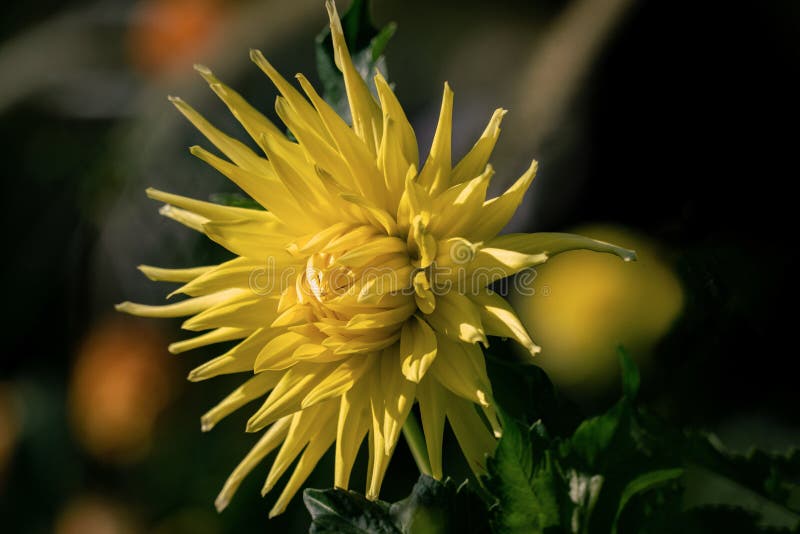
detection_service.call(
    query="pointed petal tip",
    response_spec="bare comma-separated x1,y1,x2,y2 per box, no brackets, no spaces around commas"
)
114,302,131,313
214,495,229,513
245,416,264,433
200,416,214,432
193,63,211,74
262,473,278,496
249,48,269,68
324,0,338,20
186,368,207,382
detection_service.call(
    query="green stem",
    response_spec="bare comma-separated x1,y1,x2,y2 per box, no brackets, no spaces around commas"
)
402,412,432,476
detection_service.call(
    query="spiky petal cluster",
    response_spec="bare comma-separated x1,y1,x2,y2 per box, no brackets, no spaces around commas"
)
116,1,635,517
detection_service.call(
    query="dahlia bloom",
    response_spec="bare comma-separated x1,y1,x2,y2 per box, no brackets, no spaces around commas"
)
117,1,634,517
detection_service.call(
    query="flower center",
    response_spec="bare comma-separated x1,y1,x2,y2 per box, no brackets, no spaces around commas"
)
302,252,356,306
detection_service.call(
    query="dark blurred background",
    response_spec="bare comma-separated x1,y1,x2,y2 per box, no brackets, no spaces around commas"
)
1,0,798,532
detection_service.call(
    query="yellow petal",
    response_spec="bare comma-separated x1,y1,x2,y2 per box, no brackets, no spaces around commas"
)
470,288,540,360
407,215,437,268
246,363,334,432
182,294,279,331
487,232,637,263
375,72,418,207
429,334,492,408
445,392,497,476
400,315,438,382
328,331,401,355
450,108,506,185
295,74,383,203
273,95,356,191
258,128,335,226
322,224,381,254
416,375,446,479
193,63,287,150
396,165,427,235
254,331,309,372
168,326,250,354
138,264,214,283
464,247,549,290
157,204,207,232
114,290,241,319
339,194,399,236
413,271,436,314
249,49,330,144
200,370,282,432
269,415,337,518
187,328,280,381
271,304,314,328
430,164,493,238
262,399,338,496
188,145,306,227
469,159,538,241
214,416,292,512
346,301,417,330
335,379,370,489
172,257,267,297
336,236,407,266
379,347,416,456
424,292,486,345
168,96,267,173
301,356,374,409
146,187,269,223
325,0,383,154
417,82,453,196
366,365,390,500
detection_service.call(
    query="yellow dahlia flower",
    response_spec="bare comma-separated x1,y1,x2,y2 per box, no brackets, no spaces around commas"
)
117,1,634,517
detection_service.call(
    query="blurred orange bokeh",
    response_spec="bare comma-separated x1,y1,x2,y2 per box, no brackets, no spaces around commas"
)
54,496,138,534
127,0,229,76
0,383,20,480
69,318,174,463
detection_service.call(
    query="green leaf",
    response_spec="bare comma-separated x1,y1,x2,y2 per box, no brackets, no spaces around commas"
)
650,424,800,515
389,476,490,534
304,488,400,534
483,354,800,532
304,475,489,534
618,346,640,399
208,192,264,210
315,0,396,121
682,505,797,533
612,468,684,532
484,411,568,533
485,343,583,436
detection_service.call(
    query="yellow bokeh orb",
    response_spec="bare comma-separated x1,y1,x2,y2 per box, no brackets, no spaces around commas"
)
511,225,684,397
